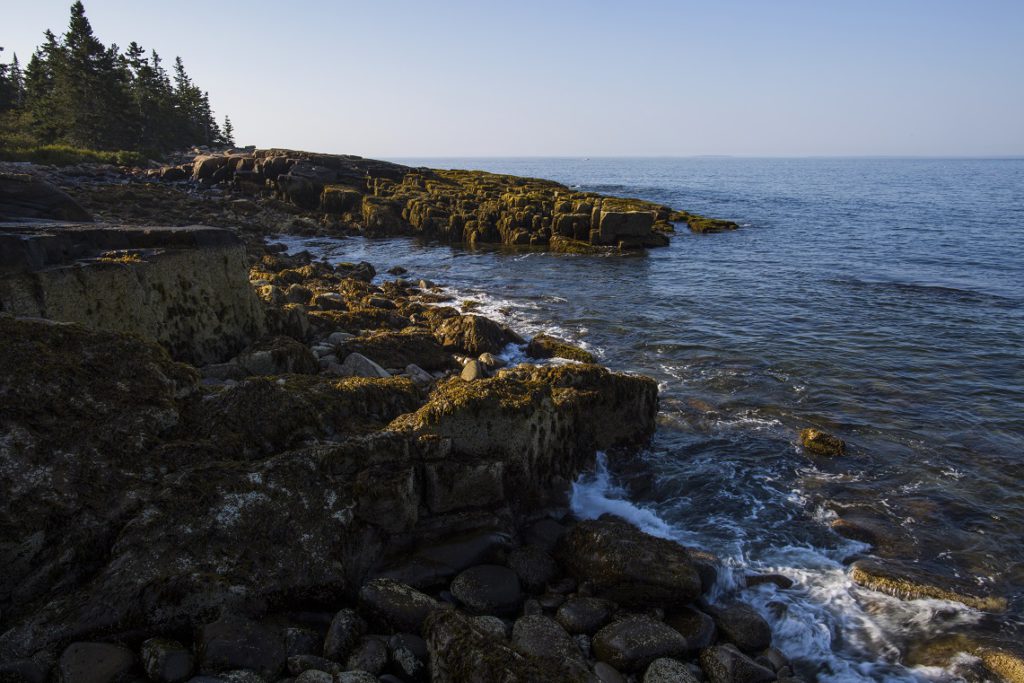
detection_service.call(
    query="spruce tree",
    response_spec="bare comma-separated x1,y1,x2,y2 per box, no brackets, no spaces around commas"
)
222,115,235,147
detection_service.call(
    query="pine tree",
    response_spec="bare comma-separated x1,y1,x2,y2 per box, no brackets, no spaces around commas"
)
3,1,235,156
222,115,235,147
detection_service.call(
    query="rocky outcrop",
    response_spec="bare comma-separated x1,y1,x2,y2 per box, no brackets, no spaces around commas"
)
141,149,737,248
0,222,266,364
0,171,93,221
526,333,596,363
799,428,845,456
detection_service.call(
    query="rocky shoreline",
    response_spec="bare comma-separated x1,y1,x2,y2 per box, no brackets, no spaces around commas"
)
0,158,1020,683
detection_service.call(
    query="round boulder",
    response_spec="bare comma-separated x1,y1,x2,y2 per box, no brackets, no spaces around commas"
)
450,564,523,616
592,616,688,672
507,545,560,594
712,603,772,653
58,642,135,683
555,596,617,635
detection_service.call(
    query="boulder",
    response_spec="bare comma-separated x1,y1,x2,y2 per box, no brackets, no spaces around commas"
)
665,606,716,652
526,334,596,363
432,314,524,356
287,654,342,675
556,516,702,607
699,644,775,683
710,603,772,653
799,428,845,456
323,609,367,663
386,634,426,680
345,637,387,675
423,608,593,683
141,638,195,683
196,615,285,679
644,658,700,683
450,565,523,616
336,330,456,372
57,642,134,683
337,352,391,378
511,615,586,665
358,579,442,634
233,336,319,375
507,546,560,594
555,597,618,635
460,359,486,381
592,616,687,672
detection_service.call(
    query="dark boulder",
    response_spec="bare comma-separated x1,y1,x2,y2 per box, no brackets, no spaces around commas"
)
556,516,702,607
196,615,285,679
699,644,776,683
526,334,596,364
710,603,772,653
432,314,524,356
0,172,92,221
450,565,523,616
323,608,367,663
592,616,687,672
56,642,134,683
357,579,441,634
555,597,618,635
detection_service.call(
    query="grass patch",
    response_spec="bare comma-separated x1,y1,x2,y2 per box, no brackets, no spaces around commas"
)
0,144,149,167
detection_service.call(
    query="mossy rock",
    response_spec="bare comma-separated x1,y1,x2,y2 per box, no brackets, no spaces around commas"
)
849,559,1007,612
686,216,739,234
799,427,845,456
526,334,595,364
337,330,457,372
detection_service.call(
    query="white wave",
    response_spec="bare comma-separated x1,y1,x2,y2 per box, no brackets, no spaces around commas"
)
569,454,978,683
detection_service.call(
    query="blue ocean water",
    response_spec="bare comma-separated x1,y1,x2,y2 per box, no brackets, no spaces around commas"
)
285,157,1024,680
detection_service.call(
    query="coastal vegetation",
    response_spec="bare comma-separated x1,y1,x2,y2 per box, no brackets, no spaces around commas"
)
0,2,231,163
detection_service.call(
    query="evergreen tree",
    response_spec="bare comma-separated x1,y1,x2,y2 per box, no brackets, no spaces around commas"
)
3,1,234,155
222,115,235,147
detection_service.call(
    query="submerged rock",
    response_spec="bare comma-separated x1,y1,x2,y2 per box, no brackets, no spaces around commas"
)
799,428,846,456
526,333,596,364
849,559,1007,611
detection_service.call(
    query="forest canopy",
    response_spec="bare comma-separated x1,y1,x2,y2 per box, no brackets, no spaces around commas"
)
0,1,234,161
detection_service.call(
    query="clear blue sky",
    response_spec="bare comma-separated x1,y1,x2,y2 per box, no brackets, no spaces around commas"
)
4,1,1023,157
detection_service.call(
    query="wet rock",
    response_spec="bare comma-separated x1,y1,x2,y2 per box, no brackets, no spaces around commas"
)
799,428,845,456
287,654,342,675
745,573,794,590
711,603,772,653
219,671,265,683
849,559,1007,611
699,644,775,683
345,636,387,675
358,579,442,634
197,616,285,679
592,616,687,673
376,529,514,589
507,546,560,593
141,638,195,683
477,352,506,369
337,352,391,378
433,314,524,356
526,334,596,363
284,284,314,304
555,597,618,635
460,359,486,381
451,565,523,616
233,336,319,375
556,516,702,607
978,647,1024,683
685,216,739,234
665,606,716,652
323,609,367,663
57,642,135,683
644,657,700,683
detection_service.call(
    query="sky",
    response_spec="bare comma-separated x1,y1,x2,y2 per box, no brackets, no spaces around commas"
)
3,1,1023,157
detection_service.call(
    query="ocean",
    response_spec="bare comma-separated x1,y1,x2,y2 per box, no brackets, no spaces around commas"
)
280,157,1024,681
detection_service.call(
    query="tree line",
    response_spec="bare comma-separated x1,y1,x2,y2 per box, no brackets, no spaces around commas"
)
0,1,233,157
